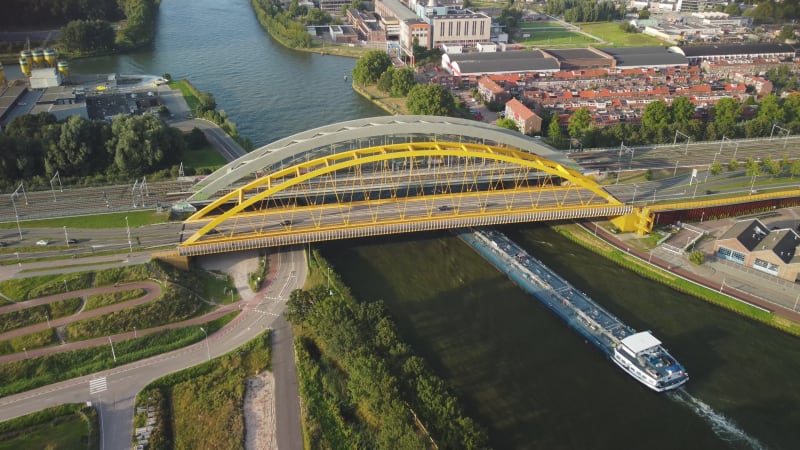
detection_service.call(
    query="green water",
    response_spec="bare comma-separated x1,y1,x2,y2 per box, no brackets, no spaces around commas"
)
319,225,800,450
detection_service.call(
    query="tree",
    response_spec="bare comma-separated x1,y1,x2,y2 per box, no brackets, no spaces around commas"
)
670,97,694,124
548,117,563,146
60,19,116,53
390,68,416,97
377,69,394,94
728,158,740,172
689,251,705,265
638,8,650,19
724,2,741,16
710,161,723,175
496,118,519,131
352,51,392,85
790,160,800,179
305,8,331,25
712,97,741,137
757,93,786,123
567,107,592,139
778,25,796,41
406,84,455,116
641,100,671,131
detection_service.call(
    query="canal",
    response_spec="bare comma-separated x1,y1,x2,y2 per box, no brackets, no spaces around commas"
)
67,0,384,147
320,225,800,450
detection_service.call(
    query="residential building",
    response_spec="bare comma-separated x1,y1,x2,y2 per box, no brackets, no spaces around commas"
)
505,98,542,134
713,219,800,283
477,76,509,103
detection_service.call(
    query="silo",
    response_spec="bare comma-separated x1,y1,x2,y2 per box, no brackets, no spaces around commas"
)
19,57,31,77
20,50,32,64
57,60,69,78
32,49,44,67
44,48,57,67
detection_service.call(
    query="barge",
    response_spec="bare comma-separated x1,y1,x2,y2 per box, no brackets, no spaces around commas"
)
459,228,688,392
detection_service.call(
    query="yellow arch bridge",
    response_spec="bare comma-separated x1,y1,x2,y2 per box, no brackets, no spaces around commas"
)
177,141,631,256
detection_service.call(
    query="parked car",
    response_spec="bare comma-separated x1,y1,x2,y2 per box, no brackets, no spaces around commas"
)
67,238,78,244
36,240,50,246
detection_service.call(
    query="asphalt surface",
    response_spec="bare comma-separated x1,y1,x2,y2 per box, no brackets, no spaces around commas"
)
0,247,306,450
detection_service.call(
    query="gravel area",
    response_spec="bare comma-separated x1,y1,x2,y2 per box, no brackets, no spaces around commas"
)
244,371,277,450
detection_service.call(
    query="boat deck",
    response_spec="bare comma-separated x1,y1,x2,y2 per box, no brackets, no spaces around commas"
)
458,228,635,355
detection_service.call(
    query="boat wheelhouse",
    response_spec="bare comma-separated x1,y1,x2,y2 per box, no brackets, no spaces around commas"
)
612,331,689,392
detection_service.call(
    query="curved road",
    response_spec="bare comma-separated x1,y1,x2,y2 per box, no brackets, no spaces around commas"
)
0,247,306,450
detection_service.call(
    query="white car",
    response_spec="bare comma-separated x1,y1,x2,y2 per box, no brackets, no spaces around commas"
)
36,240,50,246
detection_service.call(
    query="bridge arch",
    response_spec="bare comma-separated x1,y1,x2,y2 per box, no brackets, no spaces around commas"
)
189,115,576,201
180,141,625,249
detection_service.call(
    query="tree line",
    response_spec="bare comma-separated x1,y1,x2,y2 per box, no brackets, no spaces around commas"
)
0,112,185,191
0,0,123,27
547,92,800,149
57,0,160,55
544,0,624,23
251,0,314,48
287,252,490,449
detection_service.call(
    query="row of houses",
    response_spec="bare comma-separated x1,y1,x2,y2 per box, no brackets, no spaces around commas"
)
436,43,800,133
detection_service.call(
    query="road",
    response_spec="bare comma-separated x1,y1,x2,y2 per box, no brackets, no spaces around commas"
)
0,247,306,450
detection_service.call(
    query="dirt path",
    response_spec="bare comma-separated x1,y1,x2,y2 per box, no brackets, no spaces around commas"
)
244,372,277,450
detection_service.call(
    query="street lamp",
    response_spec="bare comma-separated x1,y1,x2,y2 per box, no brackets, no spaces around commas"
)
10,194,22,241
327,267,333,296
200,327,210,361
125,216,133,253
64,226,70,248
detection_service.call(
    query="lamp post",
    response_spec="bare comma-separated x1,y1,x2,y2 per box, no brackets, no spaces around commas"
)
23,347,28,358
63,226,70,248
10,194,22,241
46,313,51,329
133,326,137,338
125,216,133,253
327,267,333,296
108,336,117,363
200,327,210,361
14,252,20,267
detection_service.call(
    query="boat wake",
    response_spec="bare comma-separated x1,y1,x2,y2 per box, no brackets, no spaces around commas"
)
668,389,767,450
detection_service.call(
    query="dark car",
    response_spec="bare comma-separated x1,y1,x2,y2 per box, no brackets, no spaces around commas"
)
67,238,78,244
280,220,292,226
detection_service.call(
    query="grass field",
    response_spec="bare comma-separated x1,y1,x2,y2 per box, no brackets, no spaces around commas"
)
0,404,97,450
518,21,567,30
577,22,665,47
182,143,227,171
134,331,271,449
0,210,170,230
517,29,597,46
169,79,200,113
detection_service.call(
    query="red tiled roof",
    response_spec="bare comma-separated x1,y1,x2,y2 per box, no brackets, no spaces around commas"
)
506,98,536,121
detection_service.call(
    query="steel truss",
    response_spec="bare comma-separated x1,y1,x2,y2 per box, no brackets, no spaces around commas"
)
179,142,624,251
